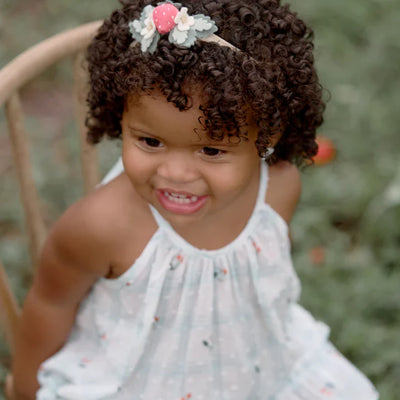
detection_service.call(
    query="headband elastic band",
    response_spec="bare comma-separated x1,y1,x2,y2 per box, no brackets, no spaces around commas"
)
200,34,238,51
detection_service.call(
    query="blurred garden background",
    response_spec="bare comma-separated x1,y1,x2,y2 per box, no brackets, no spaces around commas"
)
0,0,399,398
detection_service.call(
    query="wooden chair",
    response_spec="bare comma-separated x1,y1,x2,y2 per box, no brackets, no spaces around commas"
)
0,21,102,397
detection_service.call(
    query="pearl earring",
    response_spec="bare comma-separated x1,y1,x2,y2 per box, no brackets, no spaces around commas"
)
260,147,274,159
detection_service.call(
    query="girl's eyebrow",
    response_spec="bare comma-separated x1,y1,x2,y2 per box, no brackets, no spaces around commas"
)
128,126,161,139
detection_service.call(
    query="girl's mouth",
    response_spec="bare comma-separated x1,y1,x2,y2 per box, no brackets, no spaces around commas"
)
156,189,209,214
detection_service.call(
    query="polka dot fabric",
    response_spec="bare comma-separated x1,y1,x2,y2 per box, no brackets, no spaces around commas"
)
37,160,379,400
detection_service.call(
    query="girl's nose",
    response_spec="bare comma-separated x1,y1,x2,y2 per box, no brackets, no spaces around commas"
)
157,153,199,184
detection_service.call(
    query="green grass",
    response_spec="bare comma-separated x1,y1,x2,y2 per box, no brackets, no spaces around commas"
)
289,0,400,397
1,0,399,398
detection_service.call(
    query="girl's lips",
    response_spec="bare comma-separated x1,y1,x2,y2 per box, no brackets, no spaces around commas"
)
155,189,209,215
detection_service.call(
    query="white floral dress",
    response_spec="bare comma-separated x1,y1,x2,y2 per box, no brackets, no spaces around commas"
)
37,160,379,400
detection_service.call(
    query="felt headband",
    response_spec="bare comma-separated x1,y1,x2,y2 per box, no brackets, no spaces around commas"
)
128,1,238,54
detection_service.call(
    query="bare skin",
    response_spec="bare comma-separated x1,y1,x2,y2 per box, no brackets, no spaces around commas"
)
11,93,301,399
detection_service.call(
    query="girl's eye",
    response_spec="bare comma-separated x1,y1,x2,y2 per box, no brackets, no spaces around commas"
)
201,147,224,157
140,137,163,148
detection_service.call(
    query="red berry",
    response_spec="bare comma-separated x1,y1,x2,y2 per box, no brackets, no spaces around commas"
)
313,136,336,165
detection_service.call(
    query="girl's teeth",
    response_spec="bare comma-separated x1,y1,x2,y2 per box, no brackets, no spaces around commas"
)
164,192,199,203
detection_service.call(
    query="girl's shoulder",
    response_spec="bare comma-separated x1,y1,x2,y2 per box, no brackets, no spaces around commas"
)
46,173,156,278
265,161,302,225
29,173,154,306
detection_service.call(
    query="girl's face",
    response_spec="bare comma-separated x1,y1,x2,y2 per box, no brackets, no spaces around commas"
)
121,90,261,228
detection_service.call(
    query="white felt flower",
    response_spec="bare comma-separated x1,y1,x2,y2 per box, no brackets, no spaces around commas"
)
141,15,156,39
174,7,195,31
129,5,161,53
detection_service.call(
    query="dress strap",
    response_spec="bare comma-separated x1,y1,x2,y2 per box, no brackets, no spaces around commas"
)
255,160,269,210
100,157,124,185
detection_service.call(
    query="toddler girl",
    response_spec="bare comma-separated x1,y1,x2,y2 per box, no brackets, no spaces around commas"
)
12,0,379,399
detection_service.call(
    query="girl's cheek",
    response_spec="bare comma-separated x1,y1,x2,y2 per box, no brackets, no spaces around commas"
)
123,149,157,178
122,146,143,172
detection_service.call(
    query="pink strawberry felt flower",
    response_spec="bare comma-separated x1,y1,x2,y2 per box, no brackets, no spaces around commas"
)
152,3,179,34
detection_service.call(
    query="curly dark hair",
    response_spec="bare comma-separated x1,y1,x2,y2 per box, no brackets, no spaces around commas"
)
86,0,325,165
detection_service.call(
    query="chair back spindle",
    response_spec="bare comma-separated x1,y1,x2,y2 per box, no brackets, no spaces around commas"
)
0,22,102,355
5,93,48,268
74,51,100,193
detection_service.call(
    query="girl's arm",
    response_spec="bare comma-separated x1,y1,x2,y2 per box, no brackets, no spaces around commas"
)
12,199,111,400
